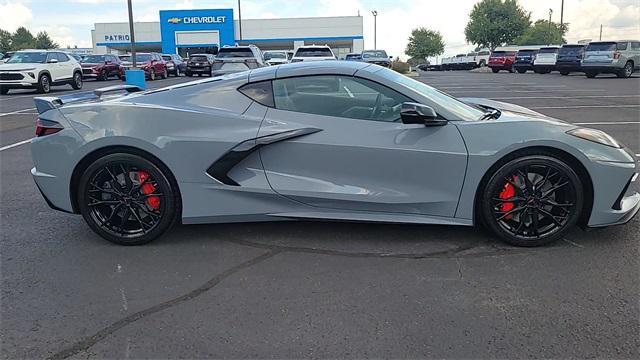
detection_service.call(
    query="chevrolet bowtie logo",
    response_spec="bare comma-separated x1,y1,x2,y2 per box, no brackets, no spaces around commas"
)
167,17,181,24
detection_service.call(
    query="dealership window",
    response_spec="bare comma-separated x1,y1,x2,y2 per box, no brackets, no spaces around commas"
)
273,75,410,122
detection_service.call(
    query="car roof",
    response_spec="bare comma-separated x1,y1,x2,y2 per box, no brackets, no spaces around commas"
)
248,60,370,82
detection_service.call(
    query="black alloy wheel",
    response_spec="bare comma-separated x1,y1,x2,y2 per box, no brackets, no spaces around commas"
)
78,153,178,245
482,155,583,247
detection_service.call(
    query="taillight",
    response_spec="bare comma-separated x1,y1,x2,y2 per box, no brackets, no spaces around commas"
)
613,52,621,59
35,118,63,137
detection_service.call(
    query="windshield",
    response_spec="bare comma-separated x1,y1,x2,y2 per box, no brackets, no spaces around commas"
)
82,55,107,63
119,54,152,62
559,46,584,55
362,50,388,58
264,52,286,60
377,68,485,121
6,52,47,64
217,48,254,58
295,48,333,57
162,55,174,61
586,42,616,51
189,56,209,62
345,54,361,60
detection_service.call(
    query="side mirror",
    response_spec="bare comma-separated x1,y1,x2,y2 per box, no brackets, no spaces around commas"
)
47,58,58,63
400,102,447,126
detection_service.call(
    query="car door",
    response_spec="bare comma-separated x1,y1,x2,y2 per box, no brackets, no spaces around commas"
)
57,53,75,80
256,75,468,217
630,42,640,69
45,53,62,81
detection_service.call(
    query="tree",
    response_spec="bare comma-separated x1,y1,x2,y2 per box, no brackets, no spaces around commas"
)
11,27,35,50
34,31,58,49
515,20,568,45
405,28,445,61
464,0,531,50
0,28,11,53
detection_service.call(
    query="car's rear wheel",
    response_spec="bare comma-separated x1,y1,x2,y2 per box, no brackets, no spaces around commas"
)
492,68,499,73
0,88,8,95
99,70,108,81
481,155,583,247
161,68,168,79
71,71,83,90
560,71,569,76
78,153,178,245
37,73,51,93
585,71,597,78
517,69,526,74
617,61,633,78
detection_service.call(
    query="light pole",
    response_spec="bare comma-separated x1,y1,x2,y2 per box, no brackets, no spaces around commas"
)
560,0,564,29
127,0,136,68
371,10,378,50
238,0,242,42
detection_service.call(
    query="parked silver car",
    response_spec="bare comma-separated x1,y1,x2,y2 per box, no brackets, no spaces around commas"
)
582,40,640,78
212,45,265,76
30,61,639,246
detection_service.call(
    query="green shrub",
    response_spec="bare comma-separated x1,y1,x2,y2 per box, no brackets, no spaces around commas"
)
392,61,410,74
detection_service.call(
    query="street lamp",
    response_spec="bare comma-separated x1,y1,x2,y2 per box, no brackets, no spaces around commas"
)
560,0,564,29
371,10,378,50
238,0,243,41
127,0,136,68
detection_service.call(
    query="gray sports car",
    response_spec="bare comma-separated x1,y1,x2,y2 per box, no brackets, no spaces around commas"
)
31,61,639,246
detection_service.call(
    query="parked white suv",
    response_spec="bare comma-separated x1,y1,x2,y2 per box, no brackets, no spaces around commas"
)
291,45,336,62
0,50,83,95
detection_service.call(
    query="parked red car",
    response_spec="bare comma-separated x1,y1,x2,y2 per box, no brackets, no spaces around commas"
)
119,53,167,81
81,54,123,80
488,50,517,73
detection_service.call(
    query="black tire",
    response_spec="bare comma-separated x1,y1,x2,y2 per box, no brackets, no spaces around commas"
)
560,71,569,76
71,71,83,90
186,70,192,77
99,70,108,81
0,88,8,95
585,71,597,78
492,68,499,73
479,60,486,67
617,61,633,78
481,155,583,247
148,68,156,81
37,73,51,93
161,68,168,79
517,69,527,74
77,153,179,245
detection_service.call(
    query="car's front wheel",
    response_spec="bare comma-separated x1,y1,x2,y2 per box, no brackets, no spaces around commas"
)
71,71,83,90
0,88,8,95
492,68,499,73
37,73,51,93
481,155,583,247
148,68,156,81
585,71,597,78
77,153,179,245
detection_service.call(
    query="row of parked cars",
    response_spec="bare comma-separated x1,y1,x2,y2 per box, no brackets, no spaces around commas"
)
0,44,399,94
488,40,640,78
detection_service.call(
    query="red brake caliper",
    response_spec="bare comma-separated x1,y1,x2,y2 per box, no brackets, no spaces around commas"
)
499,179,515,219
138,171,160,210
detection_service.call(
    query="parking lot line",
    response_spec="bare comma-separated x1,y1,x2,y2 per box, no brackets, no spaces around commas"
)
492,95,640,100
439,85,568,89
0,108,37,117
0,138,31,152
531,104,640,109
574,121,640,125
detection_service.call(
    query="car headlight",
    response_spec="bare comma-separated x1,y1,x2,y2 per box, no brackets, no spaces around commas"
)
567,128,622,148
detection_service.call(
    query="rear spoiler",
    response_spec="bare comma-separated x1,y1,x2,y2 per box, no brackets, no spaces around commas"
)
33,84,143,114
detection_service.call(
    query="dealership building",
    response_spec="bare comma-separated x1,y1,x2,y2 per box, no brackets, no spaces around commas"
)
91,8,364,58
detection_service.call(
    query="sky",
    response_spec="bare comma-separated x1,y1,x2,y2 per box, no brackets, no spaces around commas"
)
1,0,639,59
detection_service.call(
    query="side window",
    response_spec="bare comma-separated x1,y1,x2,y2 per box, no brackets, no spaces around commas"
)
631,42,640,50
46,52,56,63
239,81,274,107
272,75,412,122
616,42,628,50
57,53,69,62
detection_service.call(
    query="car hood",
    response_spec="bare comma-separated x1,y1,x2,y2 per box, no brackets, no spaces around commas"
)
0,63,41,70
459,97,548,118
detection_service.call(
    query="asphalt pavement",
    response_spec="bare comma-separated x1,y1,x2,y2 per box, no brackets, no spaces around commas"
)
1,70,639,359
